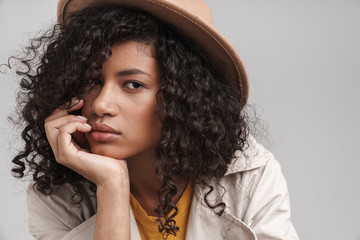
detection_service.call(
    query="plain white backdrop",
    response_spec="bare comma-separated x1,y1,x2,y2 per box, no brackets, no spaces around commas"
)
0,0,359,239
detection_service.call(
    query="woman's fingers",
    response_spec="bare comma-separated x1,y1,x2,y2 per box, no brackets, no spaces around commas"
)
45,114,87,132
57,121,92,165
54,120,128,185
44,100,88,159
45,115,87,150
45,98,84,122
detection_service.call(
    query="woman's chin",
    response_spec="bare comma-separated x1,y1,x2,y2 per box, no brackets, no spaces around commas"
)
89,146,128,160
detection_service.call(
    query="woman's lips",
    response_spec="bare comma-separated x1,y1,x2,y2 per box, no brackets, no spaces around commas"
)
89,123,121,142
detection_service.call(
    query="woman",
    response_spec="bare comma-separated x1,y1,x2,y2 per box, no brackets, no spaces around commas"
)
10,0,298,239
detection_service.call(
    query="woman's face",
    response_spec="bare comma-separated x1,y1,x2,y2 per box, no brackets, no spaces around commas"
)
82,41,162,161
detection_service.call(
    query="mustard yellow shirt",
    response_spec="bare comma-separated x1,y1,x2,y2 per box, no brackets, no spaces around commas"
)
130,183,193,240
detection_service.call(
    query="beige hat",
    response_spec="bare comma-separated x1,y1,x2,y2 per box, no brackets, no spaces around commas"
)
57,0,249,108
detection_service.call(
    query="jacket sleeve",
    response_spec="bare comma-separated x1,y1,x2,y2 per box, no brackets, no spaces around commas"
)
26,182,95,240
243,157,299,240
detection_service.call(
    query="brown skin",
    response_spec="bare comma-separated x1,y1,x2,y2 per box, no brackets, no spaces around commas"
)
83,41,163,162
82,41,165,216
44,41,188,239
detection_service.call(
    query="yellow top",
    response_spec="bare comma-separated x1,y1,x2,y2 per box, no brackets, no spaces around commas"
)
130,182,194,240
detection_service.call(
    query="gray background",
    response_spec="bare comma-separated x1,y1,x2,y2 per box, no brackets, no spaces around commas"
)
0,0,359,239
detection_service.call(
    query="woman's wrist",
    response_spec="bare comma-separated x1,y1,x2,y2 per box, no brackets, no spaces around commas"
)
95,174,131,240
96,174,130,193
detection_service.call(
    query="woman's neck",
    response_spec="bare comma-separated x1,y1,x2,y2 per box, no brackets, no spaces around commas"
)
126,151,189,216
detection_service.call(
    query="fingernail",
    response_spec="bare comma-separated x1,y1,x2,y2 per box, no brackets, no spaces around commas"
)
83,123,91,128
77,115,87,121
71,98,83,104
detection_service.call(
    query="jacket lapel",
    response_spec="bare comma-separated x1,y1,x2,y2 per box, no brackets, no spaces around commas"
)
130,209,142,240
185,135,266,240
185,184,257,240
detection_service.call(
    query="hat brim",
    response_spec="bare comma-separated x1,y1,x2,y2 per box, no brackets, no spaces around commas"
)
58,0,249,109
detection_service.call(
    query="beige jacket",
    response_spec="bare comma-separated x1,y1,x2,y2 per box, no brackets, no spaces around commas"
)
27,136,299,240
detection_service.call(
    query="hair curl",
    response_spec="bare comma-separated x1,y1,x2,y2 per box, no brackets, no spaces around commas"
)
8,5,251,238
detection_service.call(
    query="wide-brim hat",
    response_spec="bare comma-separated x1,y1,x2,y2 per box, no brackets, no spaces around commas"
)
57,0,249,109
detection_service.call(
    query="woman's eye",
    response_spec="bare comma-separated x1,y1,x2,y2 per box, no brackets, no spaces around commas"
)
125,81,143,89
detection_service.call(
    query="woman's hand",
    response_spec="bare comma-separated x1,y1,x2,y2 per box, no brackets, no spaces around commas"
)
44,98,129,187
45,98,131,239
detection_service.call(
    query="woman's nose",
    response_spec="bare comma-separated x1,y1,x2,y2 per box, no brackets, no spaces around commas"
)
90,84,118,117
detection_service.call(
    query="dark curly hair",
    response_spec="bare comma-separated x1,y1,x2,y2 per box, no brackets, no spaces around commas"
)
8,5,251,238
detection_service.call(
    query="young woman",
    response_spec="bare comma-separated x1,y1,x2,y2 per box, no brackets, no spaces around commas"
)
10,0,298,239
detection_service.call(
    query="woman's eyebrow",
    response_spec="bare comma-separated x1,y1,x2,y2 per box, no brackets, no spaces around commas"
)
116,69,150,76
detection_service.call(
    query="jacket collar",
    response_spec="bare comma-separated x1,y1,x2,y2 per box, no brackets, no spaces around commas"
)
224,135,268,176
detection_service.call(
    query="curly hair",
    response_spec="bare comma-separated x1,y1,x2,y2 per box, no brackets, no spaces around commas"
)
9,5,250,238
